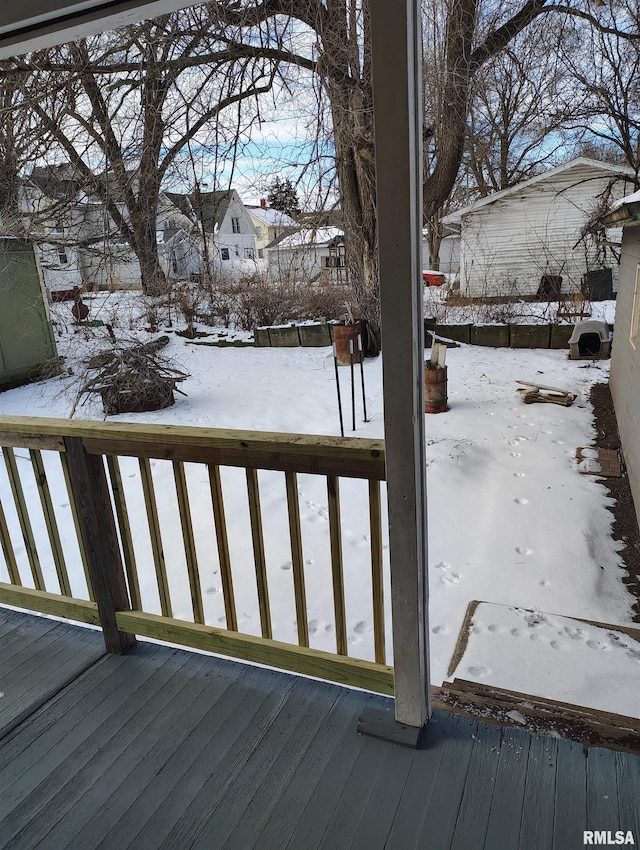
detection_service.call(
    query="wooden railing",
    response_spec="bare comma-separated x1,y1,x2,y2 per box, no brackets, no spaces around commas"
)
0,417,393,694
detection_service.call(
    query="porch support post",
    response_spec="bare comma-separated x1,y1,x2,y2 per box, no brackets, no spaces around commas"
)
370,0,430,730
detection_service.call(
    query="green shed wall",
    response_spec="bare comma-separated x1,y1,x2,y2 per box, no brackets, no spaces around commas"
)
0,238,58,389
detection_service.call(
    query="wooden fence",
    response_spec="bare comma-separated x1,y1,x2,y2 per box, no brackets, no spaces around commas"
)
0,417,393,695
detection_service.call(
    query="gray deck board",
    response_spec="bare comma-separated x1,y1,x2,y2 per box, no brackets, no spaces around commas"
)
553,738,588,849
483,727,531,850
349,738,416,850
108,668,279,850
615,747,640,839
256,690,368,850
0,608,639,850
416,712,479,850
380,714,450,849
450,720,502,850
222,689,359,850
32,653,227,849
199,682,343,850
586,746,620,835
78,660,250,850
518,734,558,850
0,607,103,740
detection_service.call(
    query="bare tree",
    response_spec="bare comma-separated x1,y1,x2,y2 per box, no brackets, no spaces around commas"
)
562,15,640,183
9,8,280,294
465,32,570,196
209,0,638,349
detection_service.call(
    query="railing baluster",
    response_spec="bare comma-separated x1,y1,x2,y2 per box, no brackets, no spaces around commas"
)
139,457,171,618
0,498,21,585
246,467,272,640
60,452,94,602
173,461,204,625
327,474,347,656
30,449,71,597
369,479,386,664
0,417,391,692
285,471,309,647
2,447,44,591
105,456,141,611
208,464,237,631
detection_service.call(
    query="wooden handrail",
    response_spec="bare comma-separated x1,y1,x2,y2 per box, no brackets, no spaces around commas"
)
0,415,389,689
0,417,385,479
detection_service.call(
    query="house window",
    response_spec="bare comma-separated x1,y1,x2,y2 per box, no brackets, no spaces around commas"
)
258,248,264,259
57,248,68,264
220,247,230,260
231,217,241,234
631,266,640,348
54,219,64,234
244,247,254,259
234,246,240,257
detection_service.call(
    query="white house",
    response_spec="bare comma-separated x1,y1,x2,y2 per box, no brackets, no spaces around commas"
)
245,202,298,258
267,227,347,283
420,228,460,277
20,165,85,298
601,190,640,530
442,158,634,298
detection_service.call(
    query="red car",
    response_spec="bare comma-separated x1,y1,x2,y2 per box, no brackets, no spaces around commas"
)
422,271,446,286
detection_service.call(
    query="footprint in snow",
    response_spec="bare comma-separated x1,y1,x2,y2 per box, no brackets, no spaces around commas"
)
510,452,522,458
431,624,449,635
587,639,612,651
280,561,292,571
441,571,462,585
353,621,369,635
513,472,526,478
308,619,319,635
468,665,490,677
515,546,533,555
514,497,529,505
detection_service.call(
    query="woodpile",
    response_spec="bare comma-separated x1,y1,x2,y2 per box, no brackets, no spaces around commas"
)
74,336,189,416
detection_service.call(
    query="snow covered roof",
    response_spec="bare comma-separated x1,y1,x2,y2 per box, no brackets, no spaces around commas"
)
442,158,635,225
601,189,640,227
271,227,344,250
245,206,298,228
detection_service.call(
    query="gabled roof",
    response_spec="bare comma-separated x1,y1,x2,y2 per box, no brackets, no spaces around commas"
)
160,190,243,234
190,190,234,234
270,227,344,251
26,165,84,201
442,158,635,225
163,192,194,220
245,206,298,229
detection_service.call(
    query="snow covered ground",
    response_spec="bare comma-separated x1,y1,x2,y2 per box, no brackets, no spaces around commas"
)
0,290,637,717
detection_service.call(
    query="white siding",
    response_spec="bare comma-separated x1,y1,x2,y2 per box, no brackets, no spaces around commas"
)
459,165,631,297
217,195,257,260
610,224,640,531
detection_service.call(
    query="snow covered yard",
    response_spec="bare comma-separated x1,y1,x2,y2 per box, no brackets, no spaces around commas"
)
0,290,637,716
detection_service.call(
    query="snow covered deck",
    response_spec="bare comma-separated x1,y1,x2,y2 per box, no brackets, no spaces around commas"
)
0,605,639,849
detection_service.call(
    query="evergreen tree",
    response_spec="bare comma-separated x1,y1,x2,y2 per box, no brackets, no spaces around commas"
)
266,179,301,217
